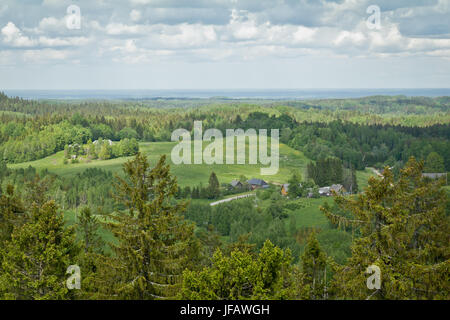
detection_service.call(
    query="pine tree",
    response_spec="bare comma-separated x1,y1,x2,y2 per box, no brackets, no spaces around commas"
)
196,224,222,265
207,172,221,199
299,231,330,300
24,173,54,207
75,207,105,299
76,207,104,254
0,201,79,300
287,172,302,198
322,157,450,299
0,185,25,244
98,153,196,299
343,166,358,194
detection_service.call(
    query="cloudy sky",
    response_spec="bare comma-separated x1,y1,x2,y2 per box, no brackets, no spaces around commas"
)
0,0,449,89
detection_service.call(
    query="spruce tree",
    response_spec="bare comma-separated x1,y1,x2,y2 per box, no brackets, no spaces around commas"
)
287,172,302,198
0,185,25,244
76,207,104,254
299,232,330,300
207,172,220,199
322,157,449,299
75,207,105,299
0,201,79,300
99,153,196,299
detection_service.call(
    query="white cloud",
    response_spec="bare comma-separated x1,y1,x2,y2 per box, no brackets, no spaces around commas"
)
0,1,449,67
38,17,67,33
1,22,36,47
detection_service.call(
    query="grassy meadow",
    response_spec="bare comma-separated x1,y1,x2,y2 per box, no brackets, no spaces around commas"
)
8,140,374,188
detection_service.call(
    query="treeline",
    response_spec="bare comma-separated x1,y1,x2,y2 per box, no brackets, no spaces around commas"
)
287,121,450,171
306,157,358,191
0,164,116,212
287,95,450,114
1,93,449,173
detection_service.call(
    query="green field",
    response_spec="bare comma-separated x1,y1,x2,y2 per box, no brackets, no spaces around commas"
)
8,141,374,188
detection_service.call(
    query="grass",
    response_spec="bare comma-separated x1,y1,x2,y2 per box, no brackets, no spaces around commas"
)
63,209,117,255
356,168,377,191
8,141,373,189
287,198,331,230
8,141,311,187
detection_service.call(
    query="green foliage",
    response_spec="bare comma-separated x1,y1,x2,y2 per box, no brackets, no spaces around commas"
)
307,157,343,187
299,232,331,300
195,225,222,266
287,172,302,198
425,151,445,172
0,185,25,244
180,240,297,300
0,201,79,300
76,207,104,254
322,158,450,299
0,93,448,300
97,153,197,299
291,121,450,171
207,172,221,199
185,199,300,259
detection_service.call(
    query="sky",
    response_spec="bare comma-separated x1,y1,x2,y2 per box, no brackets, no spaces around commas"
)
0,0,449,90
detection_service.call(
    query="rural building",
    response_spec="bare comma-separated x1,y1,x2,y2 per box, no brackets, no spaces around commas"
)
247,178,269,190
319,184,344,196
93,139,113,146
230,180,243,188
281,184,289,196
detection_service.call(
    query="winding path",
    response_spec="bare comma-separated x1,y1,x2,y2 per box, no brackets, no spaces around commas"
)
210,193,256,206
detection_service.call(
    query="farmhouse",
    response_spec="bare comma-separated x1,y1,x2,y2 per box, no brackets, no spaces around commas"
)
247,178,269,190
319,184,344,196
93,139,113,146
230,180,243,188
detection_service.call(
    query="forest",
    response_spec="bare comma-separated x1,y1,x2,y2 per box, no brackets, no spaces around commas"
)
0,92,448,300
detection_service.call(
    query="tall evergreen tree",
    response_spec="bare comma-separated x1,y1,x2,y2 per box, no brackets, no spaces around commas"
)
75,207,105,299
322,158,449,299
299,232,330,300
287,172,302,198
98,153,196,299
76,207,104,254
207,172,221,199
0,201,79,300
